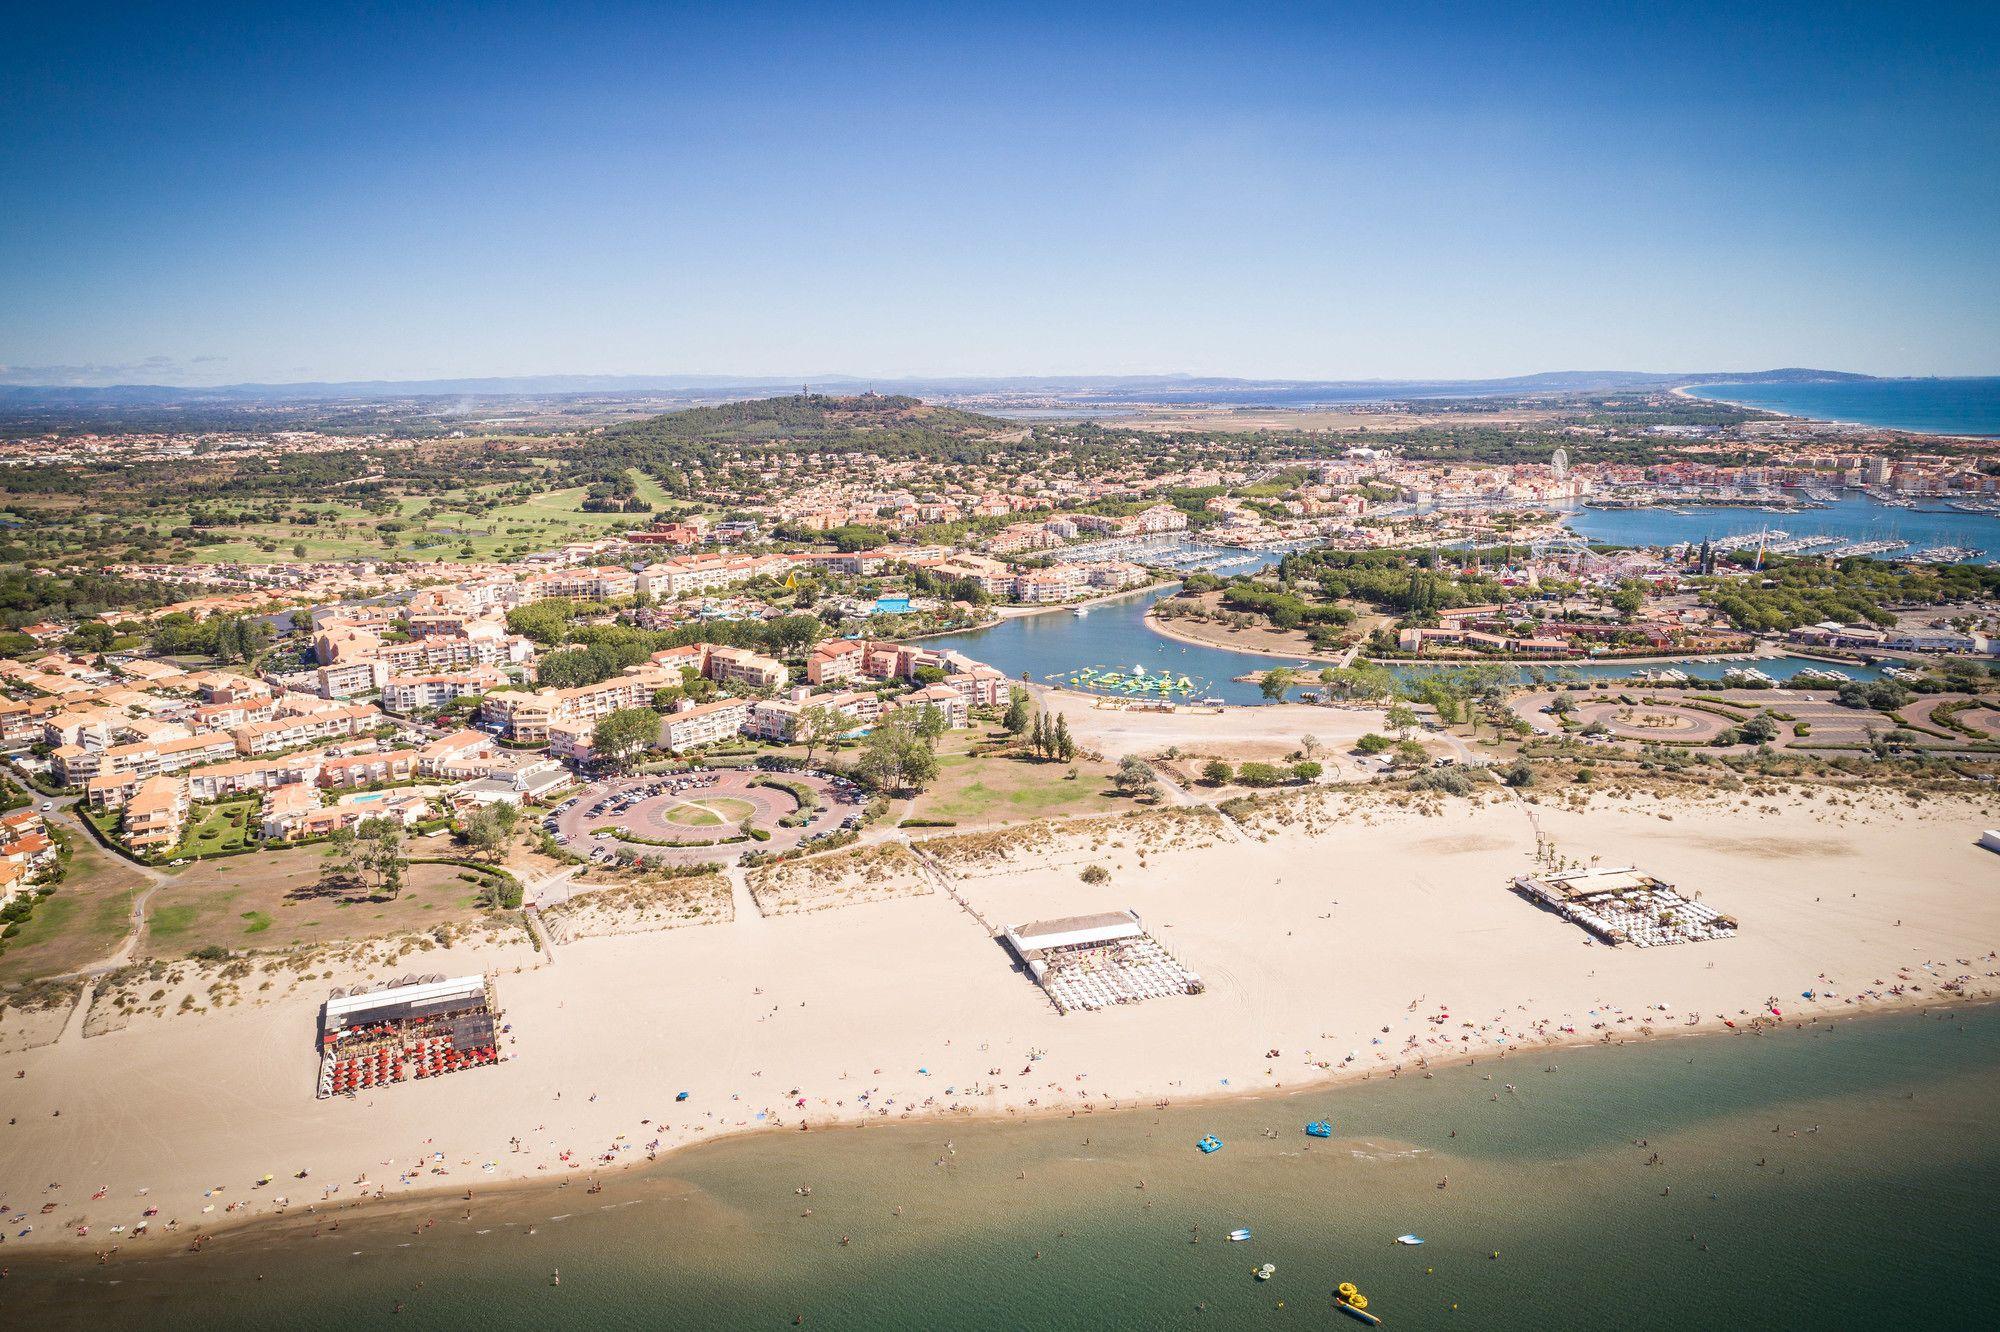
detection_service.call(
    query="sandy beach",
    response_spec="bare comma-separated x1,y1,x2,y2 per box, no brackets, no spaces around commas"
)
4,782,1997,1254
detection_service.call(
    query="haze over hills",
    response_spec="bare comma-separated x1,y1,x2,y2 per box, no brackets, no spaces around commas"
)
0,367,1879,408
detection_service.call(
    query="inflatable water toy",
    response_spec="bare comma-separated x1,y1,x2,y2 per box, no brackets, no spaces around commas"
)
1305,1120,1333,1138
1254,1263,1277,1281
1197,1135,1222,1154
1228,1228,1252,1242
1394,1234,1424,1245
1335,1283,1381,1325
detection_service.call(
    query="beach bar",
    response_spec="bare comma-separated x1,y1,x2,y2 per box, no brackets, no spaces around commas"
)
317,974,504,1098
1513,866,1737,947
1000,910,1204,1014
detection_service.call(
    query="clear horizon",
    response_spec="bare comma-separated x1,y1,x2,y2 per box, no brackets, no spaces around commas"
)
4,2,1997,386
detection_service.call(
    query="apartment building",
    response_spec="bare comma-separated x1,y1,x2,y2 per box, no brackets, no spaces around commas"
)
805,638,865,685
650,642,788,691
479,664,676,742
659,697,751,752
232,703,383,755
883,682,970,729
1012,564,1090,604
53,729,240,787
519,565,639,602
381,666,508,715
316,749,419,788
123,775,188,852
635,552,791,599
315,659,388,699
924,553,1014,598
417,729,500,779
182,754,323,802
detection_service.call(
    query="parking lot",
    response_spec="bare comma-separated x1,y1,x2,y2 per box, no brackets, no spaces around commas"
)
547,767,859,867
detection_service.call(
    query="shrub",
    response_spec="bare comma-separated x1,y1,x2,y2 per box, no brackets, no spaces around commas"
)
1080,864,1110,884
1236,761,1285,788
1200,759,1234,785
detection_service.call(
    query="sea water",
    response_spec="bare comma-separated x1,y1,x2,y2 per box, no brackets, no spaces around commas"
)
13,1005,1999,1329
1686,378,2000,437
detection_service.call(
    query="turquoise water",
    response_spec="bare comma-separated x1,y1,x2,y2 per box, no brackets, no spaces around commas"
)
1686,377,2000,437
925,584,1877,704
1568,493,2000,563
15,1006,2000,1328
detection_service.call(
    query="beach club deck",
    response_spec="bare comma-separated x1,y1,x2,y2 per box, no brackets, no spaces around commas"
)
316,974,504,1099
999,910,1205,1014
1513,866,1738,948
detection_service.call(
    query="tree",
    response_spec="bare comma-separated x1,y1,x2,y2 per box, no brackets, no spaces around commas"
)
1298,733,1321,760
1002,688,1031,735
1053,714,1076,763
914,703,948,742
1259,666,1296,701
1237,761,1285,787
1289,760,1323,783
462,800,519,862
1354,732,1392,755
1738,711,1781,745
854,713,940,794
1386,703,1419,739
797,702,844,767
1393,739,1429,768
347,816,407,899
1200,759,1234,786
593,707,661,773
1114,755,1159,800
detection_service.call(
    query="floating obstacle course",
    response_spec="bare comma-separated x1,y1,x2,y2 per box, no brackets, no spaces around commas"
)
1048,662,1213,698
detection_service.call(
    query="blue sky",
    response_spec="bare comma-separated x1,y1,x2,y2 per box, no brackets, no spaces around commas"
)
3,2,1996,384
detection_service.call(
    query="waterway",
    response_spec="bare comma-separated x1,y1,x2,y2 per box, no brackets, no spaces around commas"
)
1568,493,2000,562
14,1005,1998,1330
924,582,1877,705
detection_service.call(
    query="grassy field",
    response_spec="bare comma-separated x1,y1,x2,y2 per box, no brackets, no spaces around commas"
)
664,796,756,827
140,841,494,955
116,483,666,565
904,732,1123,828
0,824,148,984
173,798,259,856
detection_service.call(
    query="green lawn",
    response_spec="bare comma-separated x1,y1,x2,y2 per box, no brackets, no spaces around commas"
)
0,826,147,983
153,483,662,565
172,798,260,857
906,742,1123,827
140,848,491,956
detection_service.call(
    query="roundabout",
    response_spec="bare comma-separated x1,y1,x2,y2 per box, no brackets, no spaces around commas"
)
549,768,858,867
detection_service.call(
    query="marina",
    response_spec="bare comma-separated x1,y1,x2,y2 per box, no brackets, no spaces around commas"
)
1567,493,2000,566
924,582,1883,706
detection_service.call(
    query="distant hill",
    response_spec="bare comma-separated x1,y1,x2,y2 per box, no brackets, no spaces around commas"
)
583,392,1021,470
602,392,1012,445
0,368,1881,410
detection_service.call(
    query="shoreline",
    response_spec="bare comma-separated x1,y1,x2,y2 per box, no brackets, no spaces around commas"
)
1674,381,2000,441
8,785,1998,1262
1143,607,1345,667
18,986,1995,1265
